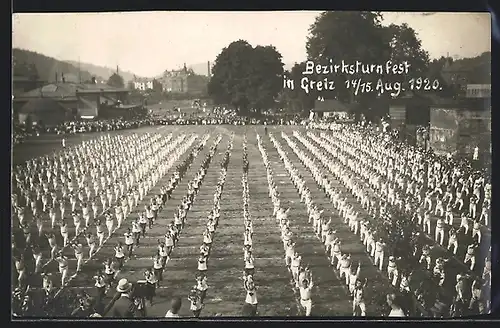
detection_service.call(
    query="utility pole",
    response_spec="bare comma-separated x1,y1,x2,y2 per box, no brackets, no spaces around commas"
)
78,57,81,84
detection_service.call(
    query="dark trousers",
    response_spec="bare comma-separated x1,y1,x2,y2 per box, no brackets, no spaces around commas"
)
140,223,147,236
134,232,141,245
161,256,168,268
95,286,106,310
154,268,163,283
115,257,125,270
126,244,134,258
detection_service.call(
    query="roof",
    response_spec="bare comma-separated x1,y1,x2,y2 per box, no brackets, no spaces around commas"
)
313,99,350,112
15,82,128,99
429,97,491,110
78,98,98,117
13,76,45,83
133,78,153,83
76,83,128,93
18,98,68,114
117,104,142,109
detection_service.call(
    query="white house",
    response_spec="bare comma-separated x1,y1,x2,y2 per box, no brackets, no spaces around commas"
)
133,79,155,91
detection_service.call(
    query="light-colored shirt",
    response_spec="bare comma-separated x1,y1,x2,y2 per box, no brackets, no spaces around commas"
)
389,308,406,317
165,310,180,317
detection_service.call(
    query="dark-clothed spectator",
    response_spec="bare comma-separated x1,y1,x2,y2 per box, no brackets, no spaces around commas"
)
105,279,139,318
242,303,257,317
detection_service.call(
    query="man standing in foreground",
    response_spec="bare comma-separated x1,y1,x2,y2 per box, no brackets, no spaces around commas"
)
165,297,182,318
105,279,140,318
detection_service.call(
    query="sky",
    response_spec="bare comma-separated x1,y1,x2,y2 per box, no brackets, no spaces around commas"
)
12,11,491,77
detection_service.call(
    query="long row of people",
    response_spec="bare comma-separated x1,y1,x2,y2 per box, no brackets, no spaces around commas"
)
269,133,373,316
299,131,439,313
315,131,487,271
41,133,212,316
241,137,259,315
61,133,189,287
139,134,219,312
69,133,206,317
257,134,315,316
12,132,195,316
156,116,303,126
299,131,435,307
282,131,411,316
13,136,189,316
314,123,490,228
88,134,205,313
315,129,491,313
13,132,178,286
296,129,490,316
19,118,156,136
188,136,233,317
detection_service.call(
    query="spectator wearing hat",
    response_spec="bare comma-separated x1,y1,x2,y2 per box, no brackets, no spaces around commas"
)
105,278,139,318
165,296,182,318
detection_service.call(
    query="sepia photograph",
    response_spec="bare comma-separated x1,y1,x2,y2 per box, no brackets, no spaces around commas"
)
11,10,491,318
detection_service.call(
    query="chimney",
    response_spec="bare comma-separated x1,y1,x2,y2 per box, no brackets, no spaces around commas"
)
207,61,211,77
61,72,65,83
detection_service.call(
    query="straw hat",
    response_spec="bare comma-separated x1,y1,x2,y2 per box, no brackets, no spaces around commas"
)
116,278,132,293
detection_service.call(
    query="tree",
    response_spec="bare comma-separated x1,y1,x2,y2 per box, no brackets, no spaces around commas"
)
208,40,284,116
152,78,163,92
282,62,316,116
427,56,455,97
306,11,391,107
247,45,284,113
13,60,39,80
305,12,433,121
384,23,430,79
107,73,125,88
27,63,40,81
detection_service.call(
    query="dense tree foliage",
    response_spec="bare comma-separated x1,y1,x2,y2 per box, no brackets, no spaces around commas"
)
281,62,316,116
306,11,390,105
384,23,430,78
208,40,284,115
13,48,93,82
13,59,40,80
107,73,125,88
303,12,431,120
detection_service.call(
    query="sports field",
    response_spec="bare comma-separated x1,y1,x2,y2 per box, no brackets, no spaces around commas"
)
12,125,489,317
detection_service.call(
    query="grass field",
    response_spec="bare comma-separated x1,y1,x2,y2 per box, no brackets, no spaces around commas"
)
12,125,488,317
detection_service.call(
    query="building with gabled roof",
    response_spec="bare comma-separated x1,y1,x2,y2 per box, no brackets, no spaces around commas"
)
13,82,133,121
17,98,72,126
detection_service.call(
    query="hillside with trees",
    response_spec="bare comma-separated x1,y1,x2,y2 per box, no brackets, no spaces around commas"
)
13,48,95,83
66,60,142,82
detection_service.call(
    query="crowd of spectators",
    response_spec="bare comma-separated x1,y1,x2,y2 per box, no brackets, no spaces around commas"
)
13,118,157,146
